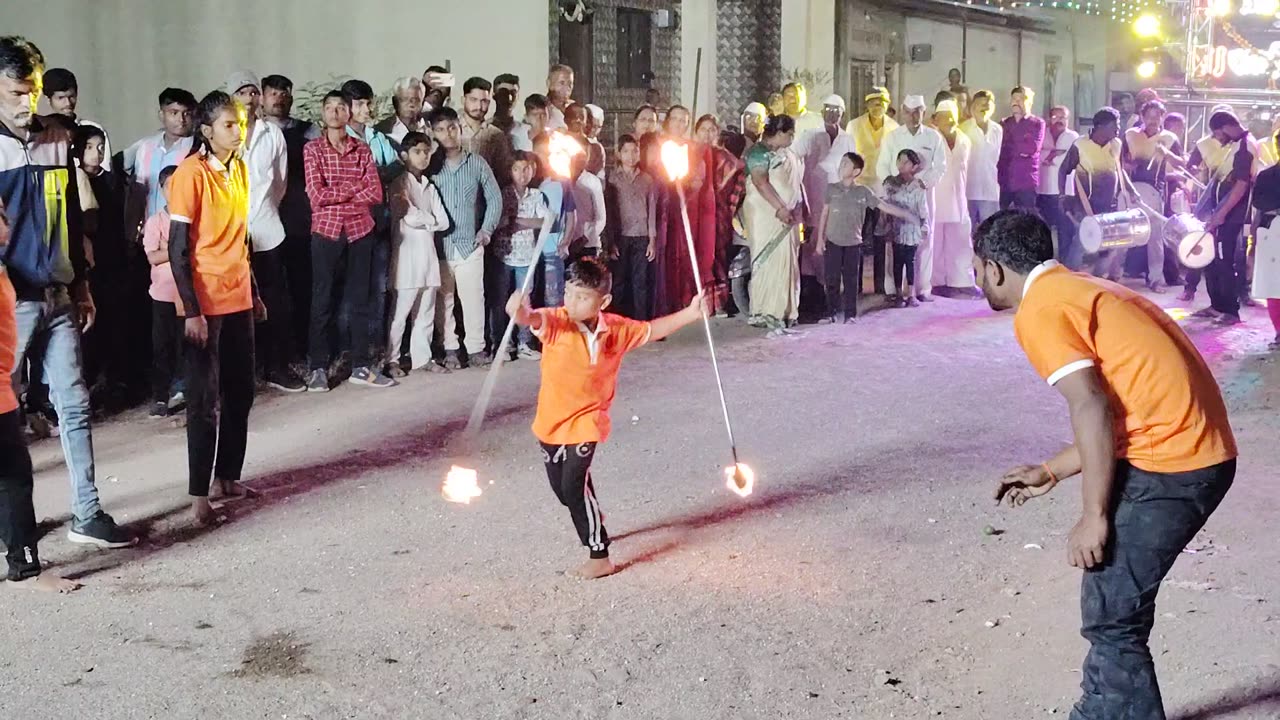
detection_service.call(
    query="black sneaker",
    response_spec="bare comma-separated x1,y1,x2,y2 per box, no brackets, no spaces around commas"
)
67,511,136,549
306,369,330,393
267,371,306,393
149,401,170,418
349,366,397,388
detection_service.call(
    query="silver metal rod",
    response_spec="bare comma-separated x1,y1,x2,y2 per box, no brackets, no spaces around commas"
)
675,183,740,465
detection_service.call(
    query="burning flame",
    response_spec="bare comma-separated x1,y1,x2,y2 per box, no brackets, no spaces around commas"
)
660,140,690,182
724,463,755,498
442,465,483,504
547,132,583,179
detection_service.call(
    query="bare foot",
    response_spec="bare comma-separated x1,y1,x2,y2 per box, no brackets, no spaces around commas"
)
8,573,82,594
191,498,226,527
568,557,616,580
213,480,259,499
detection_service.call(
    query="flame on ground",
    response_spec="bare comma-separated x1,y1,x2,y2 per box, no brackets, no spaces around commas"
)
660,140,690,182
725,463,755,498
442,465,483,504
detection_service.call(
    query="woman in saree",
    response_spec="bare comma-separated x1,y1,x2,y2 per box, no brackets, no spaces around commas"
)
741,114,803,335
650,105,718,317
694,114,746,316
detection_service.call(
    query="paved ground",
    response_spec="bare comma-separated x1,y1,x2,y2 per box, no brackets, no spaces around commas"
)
5,287,1279,720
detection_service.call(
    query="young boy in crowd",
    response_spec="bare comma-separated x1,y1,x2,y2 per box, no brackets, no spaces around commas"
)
141,165,183,417
505,258,707,579
494,151,550,360
605,134,657,320
386,132,450,376
815,152,919,322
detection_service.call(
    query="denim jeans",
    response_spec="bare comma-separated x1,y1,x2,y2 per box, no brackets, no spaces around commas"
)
11,291,101,522
1071,458,1235,720
493,263,534,349
541,252,565,308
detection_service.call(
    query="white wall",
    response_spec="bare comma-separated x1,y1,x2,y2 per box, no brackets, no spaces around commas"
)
6,0,549,147
782,0,837,100
681,0,718,115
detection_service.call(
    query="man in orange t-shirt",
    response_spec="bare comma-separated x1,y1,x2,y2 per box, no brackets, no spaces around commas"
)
507,258,706,580
973,210,1236,720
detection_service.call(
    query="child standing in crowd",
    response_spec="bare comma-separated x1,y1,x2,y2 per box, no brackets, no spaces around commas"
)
882,149,931,308
816,152,919,322
533,132,577,307
495,151,550,360
605,134,657,320
505,258,707,579
142,165,184,417
386,132,450,376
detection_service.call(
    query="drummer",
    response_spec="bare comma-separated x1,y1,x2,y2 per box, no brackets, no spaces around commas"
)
1059,108,1124,280
1122,100,1182,293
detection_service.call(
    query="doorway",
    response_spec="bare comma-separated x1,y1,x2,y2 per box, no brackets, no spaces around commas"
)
558,14,595,104
848,59,879,116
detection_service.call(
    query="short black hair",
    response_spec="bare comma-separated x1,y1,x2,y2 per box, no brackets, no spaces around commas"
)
159,87,198,109
971,90,994,104
763,113,796,137
933,90,953,106
1092,107,1120,129
399,131,432,151
262,74,293,92
617,133,639,150
973,210,1055,274
1139,100,1166,116
843,151,865,170
157,164,179,189
1209,110,1241,132
1163,112,1185,129
71,123,105,160
897,148,921,166
463,76,492,95
322,90,350,106
341,79,375,102
566,257,613,294
525,93,549,112
0,36,43,81
634,104,657,120
494,73,519,87
43,67,76,95
427,106,459,126
424,64,448,75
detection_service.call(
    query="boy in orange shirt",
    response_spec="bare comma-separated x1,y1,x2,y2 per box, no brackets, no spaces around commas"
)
506,258,707,579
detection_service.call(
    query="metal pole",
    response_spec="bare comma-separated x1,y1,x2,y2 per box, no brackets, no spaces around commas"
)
692,47,703,120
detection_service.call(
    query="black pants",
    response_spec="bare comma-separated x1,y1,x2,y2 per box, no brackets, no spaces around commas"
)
866,208,888,294
1037,194,1082,270
1071,459,1234,720
892,242,916,295
483,247,505,355
541,441,608,559
150,300,183,404
251,244,294,376
613,235,652,320
281,230,312,364
0,410,40,581
185,311,256,498
309,233,374,370
1205,223,1242,316
823,244,863,318
1000,189,1038,213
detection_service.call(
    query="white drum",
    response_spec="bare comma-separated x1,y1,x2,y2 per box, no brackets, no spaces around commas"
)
1078,209,1152,255
1164,213,1204,244
1178,230,1216,270
1252,224,1280,299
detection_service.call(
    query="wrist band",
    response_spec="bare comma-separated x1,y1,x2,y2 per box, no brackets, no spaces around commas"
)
1041,463,1059,484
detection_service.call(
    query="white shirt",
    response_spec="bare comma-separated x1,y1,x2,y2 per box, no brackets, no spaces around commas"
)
511,123,536,152
390,172,450,289
243,119,288,252
572,172,607,249
959,117,1004,202
547,103,567,131
877,124,948,190
389,117,426,146
934,131,972,224
795,125,858,214
1039,128,1080,196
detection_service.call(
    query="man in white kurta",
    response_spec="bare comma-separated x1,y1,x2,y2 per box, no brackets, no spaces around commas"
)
959,90,1003,228
929,100,976,294
878,95,947,301
795,95,858,281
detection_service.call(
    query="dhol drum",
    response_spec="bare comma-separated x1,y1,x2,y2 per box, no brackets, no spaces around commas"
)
1178,230,1216,269
1078,209,1152,255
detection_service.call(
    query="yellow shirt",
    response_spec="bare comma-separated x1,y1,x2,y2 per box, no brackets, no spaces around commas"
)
846,113,899,187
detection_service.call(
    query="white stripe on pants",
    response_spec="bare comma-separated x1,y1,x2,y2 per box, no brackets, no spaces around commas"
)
436,247,485,354
388,287,438,369
915,188,937,296
931,220,976,289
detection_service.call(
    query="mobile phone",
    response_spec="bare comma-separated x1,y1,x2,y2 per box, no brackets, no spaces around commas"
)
427,72,455,89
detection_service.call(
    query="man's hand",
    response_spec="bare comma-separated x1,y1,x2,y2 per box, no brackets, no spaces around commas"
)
506,291,531,320
774,206,792,224
815,239,826,256
645,239,656,261
1068,513,1109,569
73,284,97,333
995,464,1059,507
253,296,268,323
185,316,209,348
476,230,492,247
1205,216,1223,232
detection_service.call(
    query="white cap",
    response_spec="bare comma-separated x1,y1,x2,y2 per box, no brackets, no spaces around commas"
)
586,103,605,122
934,99,959,120
743,102,767,116
822,94,846,110
904,95,926,110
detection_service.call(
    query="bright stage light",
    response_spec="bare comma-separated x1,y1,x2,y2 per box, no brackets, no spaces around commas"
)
1208,0,1232,17
1133,13,1161,37
1137,60,1158,78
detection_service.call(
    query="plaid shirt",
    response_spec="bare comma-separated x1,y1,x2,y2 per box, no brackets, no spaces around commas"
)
302,134,383,241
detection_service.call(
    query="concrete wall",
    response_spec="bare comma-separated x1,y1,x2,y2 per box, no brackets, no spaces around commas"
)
7,0,549,147
682,0,718,116
782,0,838,98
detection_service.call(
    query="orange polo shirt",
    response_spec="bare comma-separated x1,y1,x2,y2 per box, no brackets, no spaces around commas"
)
167,152,253,317
0,270,18,415
531,308,652,445
1013,262,1236,473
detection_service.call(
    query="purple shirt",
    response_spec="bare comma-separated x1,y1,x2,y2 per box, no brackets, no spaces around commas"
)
997,115,1046,193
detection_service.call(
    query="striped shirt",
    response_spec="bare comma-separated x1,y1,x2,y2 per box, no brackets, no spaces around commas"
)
434,151,502,261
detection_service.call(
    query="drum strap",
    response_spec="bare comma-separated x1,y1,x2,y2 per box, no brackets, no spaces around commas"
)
1074,172,1096,217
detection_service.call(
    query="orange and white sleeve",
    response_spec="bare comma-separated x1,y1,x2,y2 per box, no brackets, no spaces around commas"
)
1015,307,1096,386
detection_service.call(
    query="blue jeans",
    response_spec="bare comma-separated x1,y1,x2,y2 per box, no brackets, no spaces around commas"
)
541,253,565,308
494,264,534,348
11,291,101,522
1071,459,1235,720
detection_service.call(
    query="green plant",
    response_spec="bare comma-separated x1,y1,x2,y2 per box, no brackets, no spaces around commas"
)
781,67,834,93
293,74,394,124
